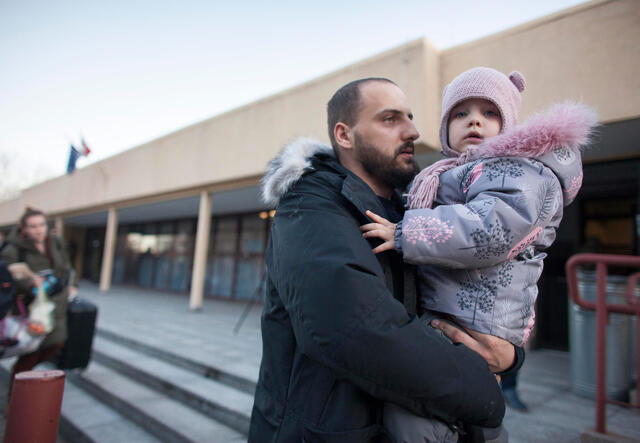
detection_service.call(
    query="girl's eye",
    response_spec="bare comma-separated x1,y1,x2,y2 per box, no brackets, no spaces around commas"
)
454,111,466,118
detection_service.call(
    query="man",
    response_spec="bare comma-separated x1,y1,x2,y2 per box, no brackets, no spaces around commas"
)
250,78,520,442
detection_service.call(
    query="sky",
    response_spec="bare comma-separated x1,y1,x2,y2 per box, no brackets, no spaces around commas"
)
0,0,587,196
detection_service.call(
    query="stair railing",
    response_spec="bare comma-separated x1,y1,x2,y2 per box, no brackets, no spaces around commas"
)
565,253,640,435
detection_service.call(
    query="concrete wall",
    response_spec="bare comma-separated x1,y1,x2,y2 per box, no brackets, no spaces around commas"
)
440,0,640,123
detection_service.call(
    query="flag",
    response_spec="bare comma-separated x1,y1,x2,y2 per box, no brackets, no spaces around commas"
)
81,138,91,156
66,139,91,174
66,145,81,174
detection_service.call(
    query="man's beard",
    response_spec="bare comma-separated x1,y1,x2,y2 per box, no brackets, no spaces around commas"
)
354,132,419,191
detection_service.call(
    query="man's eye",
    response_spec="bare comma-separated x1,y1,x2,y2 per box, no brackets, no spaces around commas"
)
384,116,395,122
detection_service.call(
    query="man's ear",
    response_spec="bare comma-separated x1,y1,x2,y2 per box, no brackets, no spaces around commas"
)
334,122,354,150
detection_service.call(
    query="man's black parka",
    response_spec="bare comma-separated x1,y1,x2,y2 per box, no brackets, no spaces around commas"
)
249,139,504,442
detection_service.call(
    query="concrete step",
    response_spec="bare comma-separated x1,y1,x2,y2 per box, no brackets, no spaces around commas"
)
0,326,256,442
57,368,163,443
96,328,257,395
0,359,160,443
68,360,246,442
91,335,253,435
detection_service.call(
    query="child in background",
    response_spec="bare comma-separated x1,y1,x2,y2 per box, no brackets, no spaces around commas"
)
361,67,597,442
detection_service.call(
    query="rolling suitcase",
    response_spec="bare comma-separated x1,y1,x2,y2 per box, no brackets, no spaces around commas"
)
56,297,98,370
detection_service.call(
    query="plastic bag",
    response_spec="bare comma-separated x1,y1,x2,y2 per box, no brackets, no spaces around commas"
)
0,299,46,358
29,286,54,334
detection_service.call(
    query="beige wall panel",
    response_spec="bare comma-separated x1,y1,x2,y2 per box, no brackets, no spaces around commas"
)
440,0,640,123
420,38,441,150
0,198,24,227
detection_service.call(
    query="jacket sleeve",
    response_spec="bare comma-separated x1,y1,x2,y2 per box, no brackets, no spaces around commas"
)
0,244,33,295
269,178,505,428
398,157,563,268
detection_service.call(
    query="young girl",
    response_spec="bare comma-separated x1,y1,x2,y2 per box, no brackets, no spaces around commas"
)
361,67,597,442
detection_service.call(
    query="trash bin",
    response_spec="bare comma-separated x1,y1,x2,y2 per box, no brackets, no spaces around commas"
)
569,269,637,401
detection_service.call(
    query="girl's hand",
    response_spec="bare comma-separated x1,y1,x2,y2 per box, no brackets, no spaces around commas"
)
360,210,397,254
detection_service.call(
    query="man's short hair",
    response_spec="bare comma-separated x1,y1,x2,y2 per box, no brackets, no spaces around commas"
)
327,77,396,157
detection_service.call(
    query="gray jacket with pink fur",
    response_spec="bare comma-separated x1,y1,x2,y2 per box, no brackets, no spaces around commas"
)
396,102,598,346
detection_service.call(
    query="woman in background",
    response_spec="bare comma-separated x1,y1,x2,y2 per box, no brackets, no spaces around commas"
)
1,207,73,398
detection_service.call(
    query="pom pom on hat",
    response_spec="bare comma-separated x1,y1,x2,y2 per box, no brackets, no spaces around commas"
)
509,71,526,92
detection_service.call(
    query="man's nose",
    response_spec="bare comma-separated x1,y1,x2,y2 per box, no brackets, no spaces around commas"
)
403,120,419,141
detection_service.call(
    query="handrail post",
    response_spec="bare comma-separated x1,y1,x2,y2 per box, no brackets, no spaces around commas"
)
632,273,640,408
637,307,640,408
3,370,66,443
566,253,640,437
594,262,607,434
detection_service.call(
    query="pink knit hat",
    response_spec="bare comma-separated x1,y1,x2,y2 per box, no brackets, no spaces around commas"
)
406,67,526,209
439,67,526,156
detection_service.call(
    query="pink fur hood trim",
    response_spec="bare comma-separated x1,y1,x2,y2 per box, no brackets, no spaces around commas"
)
465,101,598,162
406,102,598,210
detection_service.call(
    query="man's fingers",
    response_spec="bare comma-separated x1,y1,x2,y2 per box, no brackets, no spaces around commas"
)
432,320,494,368
432,320,515,373
431,320,469,344
467,329,515,373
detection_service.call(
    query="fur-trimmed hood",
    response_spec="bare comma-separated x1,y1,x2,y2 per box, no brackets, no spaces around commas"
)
261,137,334,207
407,102,598,209
465,101,597,205
464,101,598,162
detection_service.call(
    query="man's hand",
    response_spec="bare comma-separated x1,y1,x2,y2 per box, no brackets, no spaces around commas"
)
360,210,397,254
431,319,515,373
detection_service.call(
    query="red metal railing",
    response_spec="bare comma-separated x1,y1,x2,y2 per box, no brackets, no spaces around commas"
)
566,253,640,435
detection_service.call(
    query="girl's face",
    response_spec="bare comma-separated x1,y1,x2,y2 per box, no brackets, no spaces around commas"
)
22,214,48,244
447,98,502,153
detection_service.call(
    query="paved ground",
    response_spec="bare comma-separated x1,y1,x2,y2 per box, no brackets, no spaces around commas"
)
3,282,639,442
82,283,263,385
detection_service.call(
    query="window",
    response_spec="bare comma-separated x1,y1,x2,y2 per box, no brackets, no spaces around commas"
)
207,217,238,298
234,214,267,299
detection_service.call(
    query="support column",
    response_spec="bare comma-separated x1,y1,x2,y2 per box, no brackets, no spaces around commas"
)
99,207,118,292
190,190,211,311
74,227,86,283
54,216,64,240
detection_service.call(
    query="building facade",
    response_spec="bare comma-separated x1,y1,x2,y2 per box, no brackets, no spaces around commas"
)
2,0,639,348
